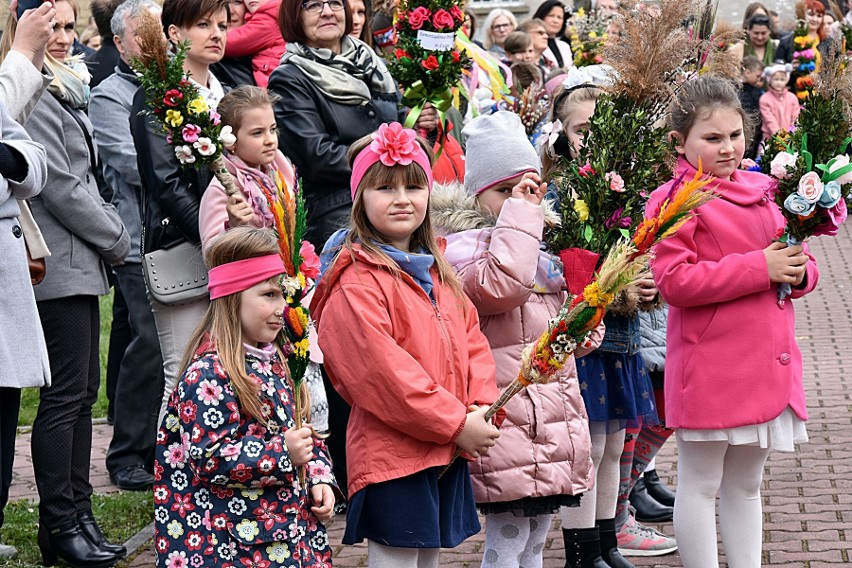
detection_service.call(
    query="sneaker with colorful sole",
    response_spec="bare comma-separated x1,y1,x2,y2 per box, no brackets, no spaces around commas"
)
616,515,678,557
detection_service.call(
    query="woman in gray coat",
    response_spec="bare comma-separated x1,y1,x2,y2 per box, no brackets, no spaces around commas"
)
14,0,130,565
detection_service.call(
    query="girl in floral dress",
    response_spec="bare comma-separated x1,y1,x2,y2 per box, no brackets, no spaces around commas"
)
153,227,339,568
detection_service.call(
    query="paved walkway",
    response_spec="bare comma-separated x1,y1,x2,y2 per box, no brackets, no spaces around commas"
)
11,223,852,566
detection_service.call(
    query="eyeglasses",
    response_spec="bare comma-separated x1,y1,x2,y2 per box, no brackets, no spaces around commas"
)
492,23,512,30
301,0,344,14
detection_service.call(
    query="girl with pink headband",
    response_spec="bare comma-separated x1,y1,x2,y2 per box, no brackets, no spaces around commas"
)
311,123,502,568
154,227,341,568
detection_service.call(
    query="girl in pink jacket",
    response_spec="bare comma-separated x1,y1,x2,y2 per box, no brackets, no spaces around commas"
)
648,76,818,568
433,111,598,568
758,62,800,144
311,123,501,568
224,0,286,86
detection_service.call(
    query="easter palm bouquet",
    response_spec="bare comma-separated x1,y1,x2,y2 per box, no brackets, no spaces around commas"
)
545,0,740,294
130,12,238,196
761,51,852,304
567,8,609,67
441,168,716,474
389,0,469,133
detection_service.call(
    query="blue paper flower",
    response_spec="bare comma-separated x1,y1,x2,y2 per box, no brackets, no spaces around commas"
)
784,193,816,216
817,181,842,208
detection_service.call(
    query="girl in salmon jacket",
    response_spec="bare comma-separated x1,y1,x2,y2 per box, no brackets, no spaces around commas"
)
647,76,819,568
432,111,599,568
310,123,502,568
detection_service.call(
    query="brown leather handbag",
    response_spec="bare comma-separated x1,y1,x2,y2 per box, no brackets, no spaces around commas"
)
18,199,49,285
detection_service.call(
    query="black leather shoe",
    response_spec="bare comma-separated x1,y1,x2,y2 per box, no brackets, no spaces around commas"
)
38,521,118,568
109,465,154,491
596,518,635,568
77,511,127,558
629,478,673,523
644,470,676,507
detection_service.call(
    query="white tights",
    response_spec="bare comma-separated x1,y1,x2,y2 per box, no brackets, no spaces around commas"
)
480,512,552,568
674,437,770,568
368,541,439,568
560,428,625,528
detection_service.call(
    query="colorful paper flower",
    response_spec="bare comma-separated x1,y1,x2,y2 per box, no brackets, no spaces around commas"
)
817,180,842,208
783,192,816,216
573,199,589,221
181,123,201,143
432,9,454,29
770,151,798,179
421,55,440,71
828,154,852,184
174,145,195,164
188,98,208,115
165,109,184,127
218,125,236,147
407,6,431,30
796,171,824,203
193,137,216,156
578,163,596,177
605,171,625,192
299,240,321,280
163,89,183,107
369,122,419,166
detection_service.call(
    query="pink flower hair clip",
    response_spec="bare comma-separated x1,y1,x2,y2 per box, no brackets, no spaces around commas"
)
369,122,420,167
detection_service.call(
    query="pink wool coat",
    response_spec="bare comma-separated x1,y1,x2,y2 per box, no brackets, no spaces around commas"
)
434,188,596,504
759,88,800,142
648,157,819,430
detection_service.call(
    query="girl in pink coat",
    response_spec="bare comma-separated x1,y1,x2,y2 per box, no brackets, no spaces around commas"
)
434,111,598,568
758,62,800,144
648,76,819,568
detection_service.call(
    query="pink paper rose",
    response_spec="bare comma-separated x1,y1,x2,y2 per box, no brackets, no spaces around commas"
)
770,151,797,179
407,6,431,30
797,171,824,203
182,123,201,143
813,198,848,237
450,6,464,21
578,163,596,177
432,9,454,30
369,122,419,166
299,240,321,280
605,171,625,192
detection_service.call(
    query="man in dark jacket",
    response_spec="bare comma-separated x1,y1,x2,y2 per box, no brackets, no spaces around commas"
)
86,0,126,90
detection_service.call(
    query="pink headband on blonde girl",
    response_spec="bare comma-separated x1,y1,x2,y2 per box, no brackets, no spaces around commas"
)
207,254,286,300
350,122,433,199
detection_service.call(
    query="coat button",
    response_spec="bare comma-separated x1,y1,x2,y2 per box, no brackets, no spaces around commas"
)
12,225,22,238
779,352,791,365
367,109,376,118
760,196,768,205
86,174,91,184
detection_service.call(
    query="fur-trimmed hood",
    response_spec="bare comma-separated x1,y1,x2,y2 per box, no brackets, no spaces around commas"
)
430,182,560,236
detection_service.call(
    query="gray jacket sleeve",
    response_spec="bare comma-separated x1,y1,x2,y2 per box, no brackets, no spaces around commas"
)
0,50,53,123
0,102,46,202
89,83,142,187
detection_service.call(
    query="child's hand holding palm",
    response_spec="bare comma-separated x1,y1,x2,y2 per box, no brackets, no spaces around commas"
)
763,242,808,286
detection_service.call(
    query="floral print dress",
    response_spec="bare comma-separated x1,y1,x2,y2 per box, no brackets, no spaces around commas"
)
154,339,337,567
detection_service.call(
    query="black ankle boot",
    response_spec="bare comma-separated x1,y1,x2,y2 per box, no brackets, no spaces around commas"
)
644,470,676,507
38,521,118,568
629,477,673,523
596,518,635,568
77,511,127,558
562,527,610,568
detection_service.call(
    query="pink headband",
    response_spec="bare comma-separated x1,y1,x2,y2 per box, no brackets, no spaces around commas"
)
208,254,286,300
350,122,433,199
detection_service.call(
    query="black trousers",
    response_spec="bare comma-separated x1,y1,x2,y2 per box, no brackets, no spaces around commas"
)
105,281,131,421
106,263,163,474
33,296,100,529
321,365,350,498
0,387,21,529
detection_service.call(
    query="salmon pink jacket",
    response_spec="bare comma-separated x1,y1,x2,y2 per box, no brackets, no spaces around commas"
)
433,188,597,504
225,0,286,87
648,157,819,430
310,241,500,496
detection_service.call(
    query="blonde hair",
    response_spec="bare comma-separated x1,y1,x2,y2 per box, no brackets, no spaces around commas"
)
217,85,281,134
333,133,465,302
541,85,602,179
179,227,308,423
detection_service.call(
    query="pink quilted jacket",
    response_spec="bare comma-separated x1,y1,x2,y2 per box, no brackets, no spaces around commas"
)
435,187,596,504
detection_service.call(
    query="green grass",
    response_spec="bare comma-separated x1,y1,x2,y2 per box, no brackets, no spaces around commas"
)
17,293,114,427
0,492,152,567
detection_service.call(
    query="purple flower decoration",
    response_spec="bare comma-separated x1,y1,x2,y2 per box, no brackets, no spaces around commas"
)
604,207,632,229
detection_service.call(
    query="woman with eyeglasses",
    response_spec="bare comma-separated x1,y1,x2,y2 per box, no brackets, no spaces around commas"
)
483,8,517,58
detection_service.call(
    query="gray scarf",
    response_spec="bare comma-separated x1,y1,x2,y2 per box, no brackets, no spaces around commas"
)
280,36,397,105
45,57,91,109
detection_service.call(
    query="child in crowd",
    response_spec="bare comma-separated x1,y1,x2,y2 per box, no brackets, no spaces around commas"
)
432,111,599,568
311,123,501,568
198,85,329,432
549,84,676,566
504,31,536,64
759,62,800,144
154,226,339,567
649,76,818,567
739,55,764,159
224,0,286,86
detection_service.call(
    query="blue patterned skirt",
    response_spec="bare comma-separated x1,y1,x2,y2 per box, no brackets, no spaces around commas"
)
576,350,658,431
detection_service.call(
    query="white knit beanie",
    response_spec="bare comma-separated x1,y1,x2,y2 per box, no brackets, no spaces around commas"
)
462,111,541,196
763,62,792,83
